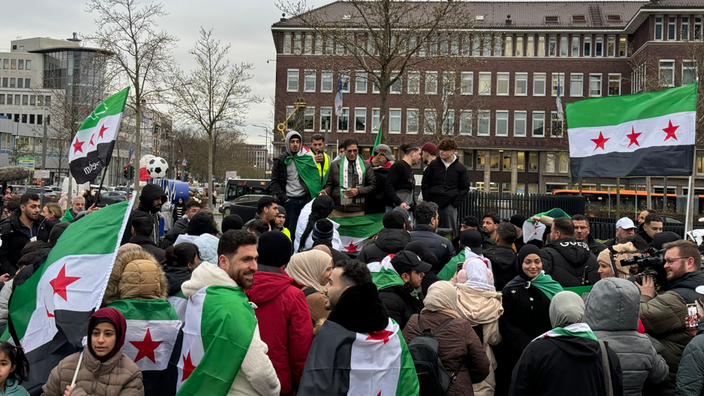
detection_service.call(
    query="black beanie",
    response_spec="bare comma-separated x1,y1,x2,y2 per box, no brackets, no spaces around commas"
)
222,214,244,233
188,212,215,236
257,231,292,267
313,219,334,240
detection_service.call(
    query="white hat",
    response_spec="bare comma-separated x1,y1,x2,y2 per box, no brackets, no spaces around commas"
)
616,217,637,230
696,285,704,295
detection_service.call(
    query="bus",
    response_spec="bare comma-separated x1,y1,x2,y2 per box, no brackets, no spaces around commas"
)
223,179,272,201
552,189,703,213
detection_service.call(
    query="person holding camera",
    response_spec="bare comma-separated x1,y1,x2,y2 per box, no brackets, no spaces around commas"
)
638,240,704,395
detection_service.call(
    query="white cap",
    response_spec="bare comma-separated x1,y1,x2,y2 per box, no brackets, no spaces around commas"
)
696,285,704,295
616,217,637,230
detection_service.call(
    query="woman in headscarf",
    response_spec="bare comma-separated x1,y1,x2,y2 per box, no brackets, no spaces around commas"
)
286,250,333,325
295,195,342,252
510,291,623,396
403,281,489,396
496,244,563,395
455,257,504,396
43,308,144,396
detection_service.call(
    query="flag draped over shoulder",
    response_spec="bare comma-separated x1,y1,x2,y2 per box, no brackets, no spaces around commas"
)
566,84,697,182
7,199,133,392
69,87,130,184
368,255,404,290
176,285,256,396
284,146,324,197
298,318,419,396
335,213,384,254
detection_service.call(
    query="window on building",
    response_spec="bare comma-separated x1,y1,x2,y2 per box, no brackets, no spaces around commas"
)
608,74,621,95
407,109,419,134
461,33,470,56
619,37,627,56
321,71,333,92
551,112,563,137
451,38,459,55
514,111,527,137
287,70,298,92
595,36,603,56
37,114,42,125
463,150,474,169
501,153,511,171
668,17,677,40
442,110,455,135
336,39,345,55
551,73,565,96
325,38,334,54
696,18,703,41
304,70,316,92
546,153,555,172
483,35,491,56
424,109,436,134
22,95,28,106
683,61,698,85
460,110,472,135
17,79,23,89
9,78,15,88
390,72,402,94
24,78,29,88
527,36,535,56
655,17,664,40
490,151,500,170
371,109,380,131
533,111,545,137
505,36,513,56
472,35,481,56
17,59,24,70
538,36,546,56
25,60,30,70
527,152,538,171
0,95,3,105
44,96,51,107
354,108,367,132
517,151,526,170
36,95,43,106
283,33,292,54
315,33,323,54
304,107,315,131
320,107,332,131
10,59,16,70
515,72,528,96
389,109,401,134
682,17,690,40
515,36,523,56
461,72,473,94
534,73,546,96
1,78,6,88
560,36,568,56
337,108,349,132
607,36,616,56
340,71,350,92
425,71,438,94
408,71,420,94
479,72,491,95
659,60,675,86
477,152,485,170
493,35,502,56
549,36,557,56
304,34,313,55
570,74,583,97
442,71,455,95
355,71,367,93
2,59,7,69
589,73,603,96
497,72,509,95
571,36,580,57
583,36,591,56
478,110,490,136
6,95,11,105
559,153,569,173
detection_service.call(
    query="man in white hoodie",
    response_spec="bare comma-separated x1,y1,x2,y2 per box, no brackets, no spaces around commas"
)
180,230,280,396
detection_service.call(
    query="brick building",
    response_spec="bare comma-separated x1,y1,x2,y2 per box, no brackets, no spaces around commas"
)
271,0,704,196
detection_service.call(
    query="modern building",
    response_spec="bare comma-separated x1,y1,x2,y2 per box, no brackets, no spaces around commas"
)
271,0,704,196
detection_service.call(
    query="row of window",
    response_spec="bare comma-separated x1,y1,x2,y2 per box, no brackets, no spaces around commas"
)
463,150,568,175
0,59,32,71
287,105,565,137
0,94,50,106
1,77,31,89
632,60,698,93
287,69,622,97
654,16,703,41
0,113,48,125
281,32,630,58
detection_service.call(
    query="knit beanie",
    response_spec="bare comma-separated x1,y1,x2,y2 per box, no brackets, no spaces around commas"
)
188,212,216,236
194,234,219,264
421,142,437,155
258,231,292,268
221,214,244,233
312,219,334,240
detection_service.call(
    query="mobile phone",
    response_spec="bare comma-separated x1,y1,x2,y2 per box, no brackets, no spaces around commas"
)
687,303,699,329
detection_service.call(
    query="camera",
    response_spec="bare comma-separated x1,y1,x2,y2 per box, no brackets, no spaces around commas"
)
619,247,665,271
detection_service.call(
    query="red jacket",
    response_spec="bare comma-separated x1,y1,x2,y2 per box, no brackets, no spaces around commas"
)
246,265,313,394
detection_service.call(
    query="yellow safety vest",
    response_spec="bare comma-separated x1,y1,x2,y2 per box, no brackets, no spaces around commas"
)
317,153,330,182
283,227,291,240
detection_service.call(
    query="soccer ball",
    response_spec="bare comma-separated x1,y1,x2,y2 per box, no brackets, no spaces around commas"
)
147,157,168,178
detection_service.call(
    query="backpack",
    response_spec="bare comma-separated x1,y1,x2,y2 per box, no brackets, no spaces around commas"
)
407,314,462,396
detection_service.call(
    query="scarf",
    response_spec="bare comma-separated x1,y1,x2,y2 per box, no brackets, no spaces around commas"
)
526,271,563,300
286,250,332,293
534,323,597,341
422,281,461,319
457,255,495,291
283,146,324,196
340,155,365,199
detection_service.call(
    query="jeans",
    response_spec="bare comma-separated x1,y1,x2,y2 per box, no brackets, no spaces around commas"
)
438,205,458,238
284,196,309,244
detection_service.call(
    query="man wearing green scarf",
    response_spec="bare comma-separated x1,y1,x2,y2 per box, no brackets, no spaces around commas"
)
324,138,376,218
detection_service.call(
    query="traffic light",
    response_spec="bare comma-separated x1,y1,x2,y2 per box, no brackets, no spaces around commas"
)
129,165,134,178
123,166,129,178
177,172,182,179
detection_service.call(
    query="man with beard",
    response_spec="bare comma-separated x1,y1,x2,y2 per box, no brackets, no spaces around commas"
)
0,193,54,274
120,183,167,245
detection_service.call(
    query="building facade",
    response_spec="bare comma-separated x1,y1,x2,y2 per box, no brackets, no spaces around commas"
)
271,0,704,196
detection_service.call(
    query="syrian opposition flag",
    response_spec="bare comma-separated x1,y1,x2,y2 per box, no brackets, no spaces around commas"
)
284,145,325,197
7,199,133,393
368,255,405,290
335,213,384,255
176,285,257,395
108,299,181,371
566,83,697,181
168,291,188,323
69,87,130,184
523,208,570,243
298,318,419,396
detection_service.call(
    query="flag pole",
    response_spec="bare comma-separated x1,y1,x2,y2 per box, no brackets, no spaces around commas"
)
94,166,109,207
71,350,85,387
685,148,697,233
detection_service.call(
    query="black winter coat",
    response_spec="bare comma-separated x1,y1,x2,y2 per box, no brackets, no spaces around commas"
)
365,166,390,214
421,157,470,209
378,283,424,330
161,217,189,249
357,228,410,264
510,336,624,396
500,277,554,354
483,245,518,291
164,266,192,296
0,210,53,275
129,234,166,264
541,238,600,287
409,224,456,271
586,234,607,256
271,151,312,204
121,183,166,246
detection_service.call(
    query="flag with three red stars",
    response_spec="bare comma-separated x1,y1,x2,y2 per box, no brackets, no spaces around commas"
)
5,199,134,394
566,83,697,182
334,213,384,255
69,87,129,184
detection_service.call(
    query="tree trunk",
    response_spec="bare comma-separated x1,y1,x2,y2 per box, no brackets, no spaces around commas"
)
510,151,518,194
133,102,142,194
483,150,491,193
208,130,214,212
379,81,389,144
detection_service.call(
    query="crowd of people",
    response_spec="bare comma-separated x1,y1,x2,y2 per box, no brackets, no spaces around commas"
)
0,133,703,396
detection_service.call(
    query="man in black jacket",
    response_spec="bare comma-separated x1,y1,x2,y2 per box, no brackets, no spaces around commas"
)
420,138,470,238
410,201,455,271
129,213,166,263
572,214,606,256
161,199,202,249
120,183,166,246
357,210,409,264
379,250,430,329
483,222,518,290
271,131,313,233
0,193,54,275
638,212,663,246
541,217,599,287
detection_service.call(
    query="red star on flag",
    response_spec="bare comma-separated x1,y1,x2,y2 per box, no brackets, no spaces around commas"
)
366,329,395,344
591,131,610,151
343,241,359,253
181,351,196,382
130,328,163,363
663,120,680,141
99,124,108,139
72,138,84,154
626,127,642,147
89,134,95,147
44,299,54,318
49,265,81,301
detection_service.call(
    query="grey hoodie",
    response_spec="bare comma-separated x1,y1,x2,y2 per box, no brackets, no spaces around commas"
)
585,278,668,396
284,130,306,198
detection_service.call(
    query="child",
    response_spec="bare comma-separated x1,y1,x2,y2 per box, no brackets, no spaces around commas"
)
0,342,29,396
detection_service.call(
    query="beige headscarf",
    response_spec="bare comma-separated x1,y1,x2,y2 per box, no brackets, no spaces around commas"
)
312,244,332,257
286,250,333,293
597,242,639,279
422,281,461,319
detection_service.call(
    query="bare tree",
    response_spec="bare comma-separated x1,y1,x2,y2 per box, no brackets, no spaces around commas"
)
86,0,177,193
277,0,475,143
165,27,261,203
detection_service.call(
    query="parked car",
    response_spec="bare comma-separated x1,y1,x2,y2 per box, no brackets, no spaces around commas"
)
219,194,272,223
101,191,128,201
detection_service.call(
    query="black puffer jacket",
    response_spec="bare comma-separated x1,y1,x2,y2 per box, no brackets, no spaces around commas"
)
420,156,470,209
541,238,599,287
0,210,53,275
356,228,410,264
409,224,456,271
585,234,607,256
164,266,192,296
483,244,517,291
121,183,166,246
378,283,424,330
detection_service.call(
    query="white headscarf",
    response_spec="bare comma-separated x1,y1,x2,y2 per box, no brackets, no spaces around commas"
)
457,257,495,292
